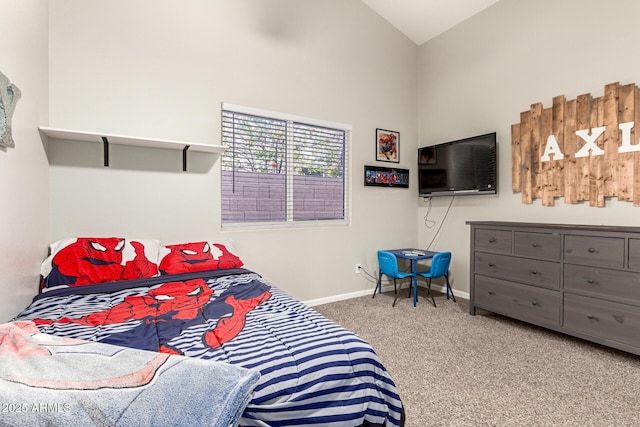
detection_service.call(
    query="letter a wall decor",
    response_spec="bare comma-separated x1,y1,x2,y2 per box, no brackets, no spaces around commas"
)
512,81,640,207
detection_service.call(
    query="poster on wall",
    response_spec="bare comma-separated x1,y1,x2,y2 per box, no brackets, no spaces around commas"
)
376,128,400,162
364,165,409,188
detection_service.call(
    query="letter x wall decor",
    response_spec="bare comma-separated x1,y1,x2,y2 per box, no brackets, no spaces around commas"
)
512,81,640,207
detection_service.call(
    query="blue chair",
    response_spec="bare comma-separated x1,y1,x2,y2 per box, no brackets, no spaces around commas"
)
377,250,414,307
416,251,455,307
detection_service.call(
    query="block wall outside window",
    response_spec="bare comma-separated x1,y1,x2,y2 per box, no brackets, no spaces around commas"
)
221,171,344,223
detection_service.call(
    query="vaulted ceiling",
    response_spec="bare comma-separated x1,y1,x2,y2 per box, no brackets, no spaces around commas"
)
361,0,501,45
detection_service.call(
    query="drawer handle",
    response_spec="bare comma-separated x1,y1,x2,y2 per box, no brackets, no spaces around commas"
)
531,270,539,275
488,290,495,295
587,314,595,320
488,263,496,268
532,243,538,247
489,238,496,243
587,279,595,284
588,248,595,253
531,299,538,306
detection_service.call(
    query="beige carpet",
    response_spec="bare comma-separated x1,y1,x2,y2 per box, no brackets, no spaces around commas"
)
314,288,640,427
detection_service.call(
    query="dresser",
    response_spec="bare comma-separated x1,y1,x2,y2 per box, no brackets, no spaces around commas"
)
468,221,640,356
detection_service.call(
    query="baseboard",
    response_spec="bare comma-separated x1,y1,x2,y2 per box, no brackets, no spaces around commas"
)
304,289,377,307
304,283,469,307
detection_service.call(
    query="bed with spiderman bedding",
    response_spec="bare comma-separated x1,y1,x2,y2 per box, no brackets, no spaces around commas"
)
10,237,405,426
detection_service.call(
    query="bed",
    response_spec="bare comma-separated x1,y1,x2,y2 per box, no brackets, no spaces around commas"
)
10,237,405,426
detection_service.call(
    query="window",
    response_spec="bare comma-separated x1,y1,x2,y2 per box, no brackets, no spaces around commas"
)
221,103,350,228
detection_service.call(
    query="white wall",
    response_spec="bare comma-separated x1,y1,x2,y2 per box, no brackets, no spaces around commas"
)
48,0,419,303
0,0,50,321
418,0,640,296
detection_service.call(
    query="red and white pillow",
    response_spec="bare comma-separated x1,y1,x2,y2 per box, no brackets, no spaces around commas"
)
158,240,244,275
40,237,160,292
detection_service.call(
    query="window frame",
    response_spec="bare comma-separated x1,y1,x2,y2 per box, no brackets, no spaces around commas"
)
221,103,352,230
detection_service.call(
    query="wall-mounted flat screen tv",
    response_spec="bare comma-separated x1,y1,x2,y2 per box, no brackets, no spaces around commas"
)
418,132,497,197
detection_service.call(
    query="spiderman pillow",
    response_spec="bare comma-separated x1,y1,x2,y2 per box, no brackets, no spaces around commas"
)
158,241,244,275
40,237,160,292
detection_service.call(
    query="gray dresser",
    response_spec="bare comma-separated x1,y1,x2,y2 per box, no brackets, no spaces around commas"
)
468,221,640,355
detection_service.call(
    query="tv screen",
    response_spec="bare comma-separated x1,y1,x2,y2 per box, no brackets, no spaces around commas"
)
418,132,497,197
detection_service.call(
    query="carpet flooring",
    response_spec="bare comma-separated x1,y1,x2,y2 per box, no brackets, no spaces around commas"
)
314,288,640,427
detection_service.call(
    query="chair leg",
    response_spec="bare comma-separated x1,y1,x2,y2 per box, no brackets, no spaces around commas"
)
373,270,384,298
392,278,400,307
445,273,457,302
426,278,437,307
394,278,414,307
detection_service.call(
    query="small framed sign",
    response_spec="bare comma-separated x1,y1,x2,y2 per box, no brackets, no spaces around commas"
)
376,128,399,162
364,165,409,188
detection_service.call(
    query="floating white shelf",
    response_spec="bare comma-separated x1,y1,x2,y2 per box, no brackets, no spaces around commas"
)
39,126,227,170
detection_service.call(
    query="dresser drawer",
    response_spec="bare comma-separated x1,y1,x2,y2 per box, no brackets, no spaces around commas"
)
564,293,640,348
474,252,560,289
514,231,561,260
564,235,624,268
629,238,640,271
475,275,560,327
474,228,512,253
564,264,640,302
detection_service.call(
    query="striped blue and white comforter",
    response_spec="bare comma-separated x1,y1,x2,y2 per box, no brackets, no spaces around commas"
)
15,268,404,426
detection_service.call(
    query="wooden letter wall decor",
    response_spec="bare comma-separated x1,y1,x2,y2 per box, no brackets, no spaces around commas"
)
512,81,640,207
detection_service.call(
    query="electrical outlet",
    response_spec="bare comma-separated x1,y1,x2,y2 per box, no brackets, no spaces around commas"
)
355,263,362,274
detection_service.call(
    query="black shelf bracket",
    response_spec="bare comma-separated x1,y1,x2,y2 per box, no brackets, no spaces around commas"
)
102,137,109,167
100,137,195,171
183,145,190,171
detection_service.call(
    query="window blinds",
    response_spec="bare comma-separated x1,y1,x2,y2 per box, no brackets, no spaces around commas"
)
221,104,350,226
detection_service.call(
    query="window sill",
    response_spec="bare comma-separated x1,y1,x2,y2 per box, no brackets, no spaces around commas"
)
222,219,350,231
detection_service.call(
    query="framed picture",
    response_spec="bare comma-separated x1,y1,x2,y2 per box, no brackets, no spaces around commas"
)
376,128,399,163
364,165,409,188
